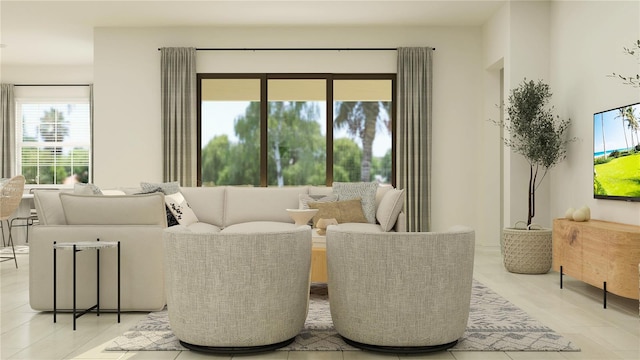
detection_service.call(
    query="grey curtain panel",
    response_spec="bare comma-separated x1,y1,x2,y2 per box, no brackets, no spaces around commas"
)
396,47,433,232
1,84,15,178
161,47,197,186
89,84,95,182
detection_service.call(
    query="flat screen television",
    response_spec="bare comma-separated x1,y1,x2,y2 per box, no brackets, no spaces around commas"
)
593,102,640,202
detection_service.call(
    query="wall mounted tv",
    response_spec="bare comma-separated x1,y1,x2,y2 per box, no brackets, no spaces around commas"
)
593,102,640,202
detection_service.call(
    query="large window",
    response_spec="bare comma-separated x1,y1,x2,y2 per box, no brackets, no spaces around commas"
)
198,74,394,187
15,86,92,185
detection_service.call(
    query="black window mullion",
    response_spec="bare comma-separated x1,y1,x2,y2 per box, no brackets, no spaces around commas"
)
390,76,397,188
326,76,334,186
196,74,203,186
260,75,268,187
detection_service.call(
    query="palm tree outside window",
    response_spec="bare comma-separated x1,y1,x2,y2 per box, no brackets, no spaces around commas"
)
198,74,395,187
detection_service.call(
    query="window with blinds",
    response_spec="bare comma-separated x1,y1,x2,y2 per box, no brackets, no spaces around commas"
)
15,86,92,185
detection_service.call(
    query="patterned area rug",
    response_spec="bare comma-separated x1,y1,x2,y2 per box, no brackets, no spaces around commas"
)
106,280,580,352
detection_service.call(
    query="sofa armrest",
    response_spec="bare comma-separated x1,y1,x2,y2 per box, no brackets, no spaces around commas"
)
29,224,166,312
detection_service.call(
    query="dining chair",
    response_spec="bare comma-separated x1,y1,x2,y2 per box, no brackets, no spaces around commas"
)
9,187,56,244
0,175,26,268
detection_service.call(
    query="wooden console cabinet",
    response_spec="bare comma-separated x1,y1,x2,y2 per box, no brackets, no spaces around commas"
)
553,218,640,300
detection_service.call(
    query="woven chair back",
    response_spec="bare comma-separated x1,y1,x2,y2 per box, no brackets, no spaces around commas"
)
1,175,26,220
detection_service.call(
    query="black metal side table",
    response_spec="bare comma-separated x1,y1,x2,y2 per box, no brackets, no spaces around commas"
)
53,239,120,330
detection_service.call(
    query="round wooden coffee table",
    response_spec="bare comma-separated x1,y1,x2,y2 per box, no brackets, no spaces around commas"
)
311,229,327,283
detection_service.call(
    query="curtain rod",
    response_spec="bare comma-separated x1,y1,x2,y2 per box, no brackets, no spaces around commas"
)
158,47,435,51
14,84,90,87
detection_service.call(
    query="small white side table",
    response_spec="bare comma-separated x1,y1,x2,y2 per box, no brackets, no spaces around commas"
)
53,239,120,330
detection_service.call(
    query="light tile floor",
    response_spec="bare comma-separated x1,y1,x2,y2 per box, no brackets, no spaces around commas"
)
1,246,639,360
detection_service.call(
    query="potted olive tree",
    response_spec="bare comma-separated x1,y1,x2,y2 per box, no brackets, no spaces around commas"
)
498,79,574,274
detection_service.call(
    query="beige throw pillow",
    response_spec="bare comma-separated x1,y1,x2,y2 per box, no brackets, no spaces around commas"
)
376,188,405,231
299,193,337,209
308,198,368,227
332,181,378,224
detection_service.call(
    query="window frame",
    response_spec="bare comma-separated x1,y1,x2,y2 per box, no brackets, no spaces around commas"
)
15,91,93,186
197,73,396,187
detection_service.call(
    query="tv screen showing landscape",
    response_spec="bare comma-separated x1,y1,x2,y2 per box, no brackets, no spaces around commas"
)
593,102,640,201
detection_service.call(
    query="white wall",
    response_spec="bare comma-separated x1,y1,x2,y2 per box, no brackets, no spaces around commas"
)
549,0,640,226
1,65,92,84
506,0,553,229
93,25,487,238
478,0,640,240
481,3,509,246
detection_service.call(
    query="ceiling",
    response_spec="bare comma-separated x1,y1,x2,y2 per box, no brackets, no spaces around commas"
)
0,0,505,66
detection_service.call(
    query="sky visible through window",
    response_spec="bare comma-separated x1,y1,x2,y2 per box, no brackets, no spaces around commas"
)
202,101,391,157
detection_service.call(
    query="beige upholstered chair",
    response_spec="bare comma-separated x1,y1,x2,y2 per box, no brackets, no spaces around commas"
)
326,226,475,353
163,225,312,354
0,175,26,268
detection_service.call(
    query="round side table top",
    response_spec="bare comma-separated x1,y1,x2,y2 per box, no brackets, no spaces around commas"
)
53,241,118,250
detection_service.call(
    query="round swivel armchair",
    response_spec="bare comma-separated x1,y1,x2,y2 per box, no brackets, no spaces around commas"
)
163,225,312,354
326,226,475,353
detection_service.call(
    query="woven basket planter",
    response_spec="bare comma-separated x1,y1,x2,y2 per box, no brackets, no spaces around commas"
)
502,225,552,274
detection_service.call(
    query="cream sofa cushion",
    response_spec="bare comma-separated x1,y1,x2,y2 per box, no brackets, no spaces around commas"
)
180,187,225,227
59,193,167,226
34,190,71,225
224,186,308,227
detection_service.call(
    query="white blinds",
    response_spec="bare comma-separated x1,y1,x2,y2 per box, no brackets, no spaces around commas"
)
14,86,91,185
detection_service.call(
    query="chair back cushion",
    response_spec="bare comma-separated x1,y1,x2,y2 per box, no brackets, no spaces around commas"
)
0,175,25,219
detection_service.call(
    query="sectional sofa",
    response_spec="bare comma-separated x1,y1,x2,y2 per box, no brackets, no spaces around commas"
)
29,183,405,312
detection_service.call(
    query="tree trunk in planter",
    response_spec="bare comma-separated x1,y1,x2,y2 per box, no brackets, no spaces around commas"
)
502,227,552,274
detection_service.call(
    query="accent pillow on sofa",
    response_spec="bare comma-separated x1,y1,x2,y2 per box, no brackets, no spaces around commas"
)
299,193,337,210
74,183,103,195
140,181,180,195
332,181,378,224
308,198,368,227
135,187,179,227
165,192,199,226
376,188,405,231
